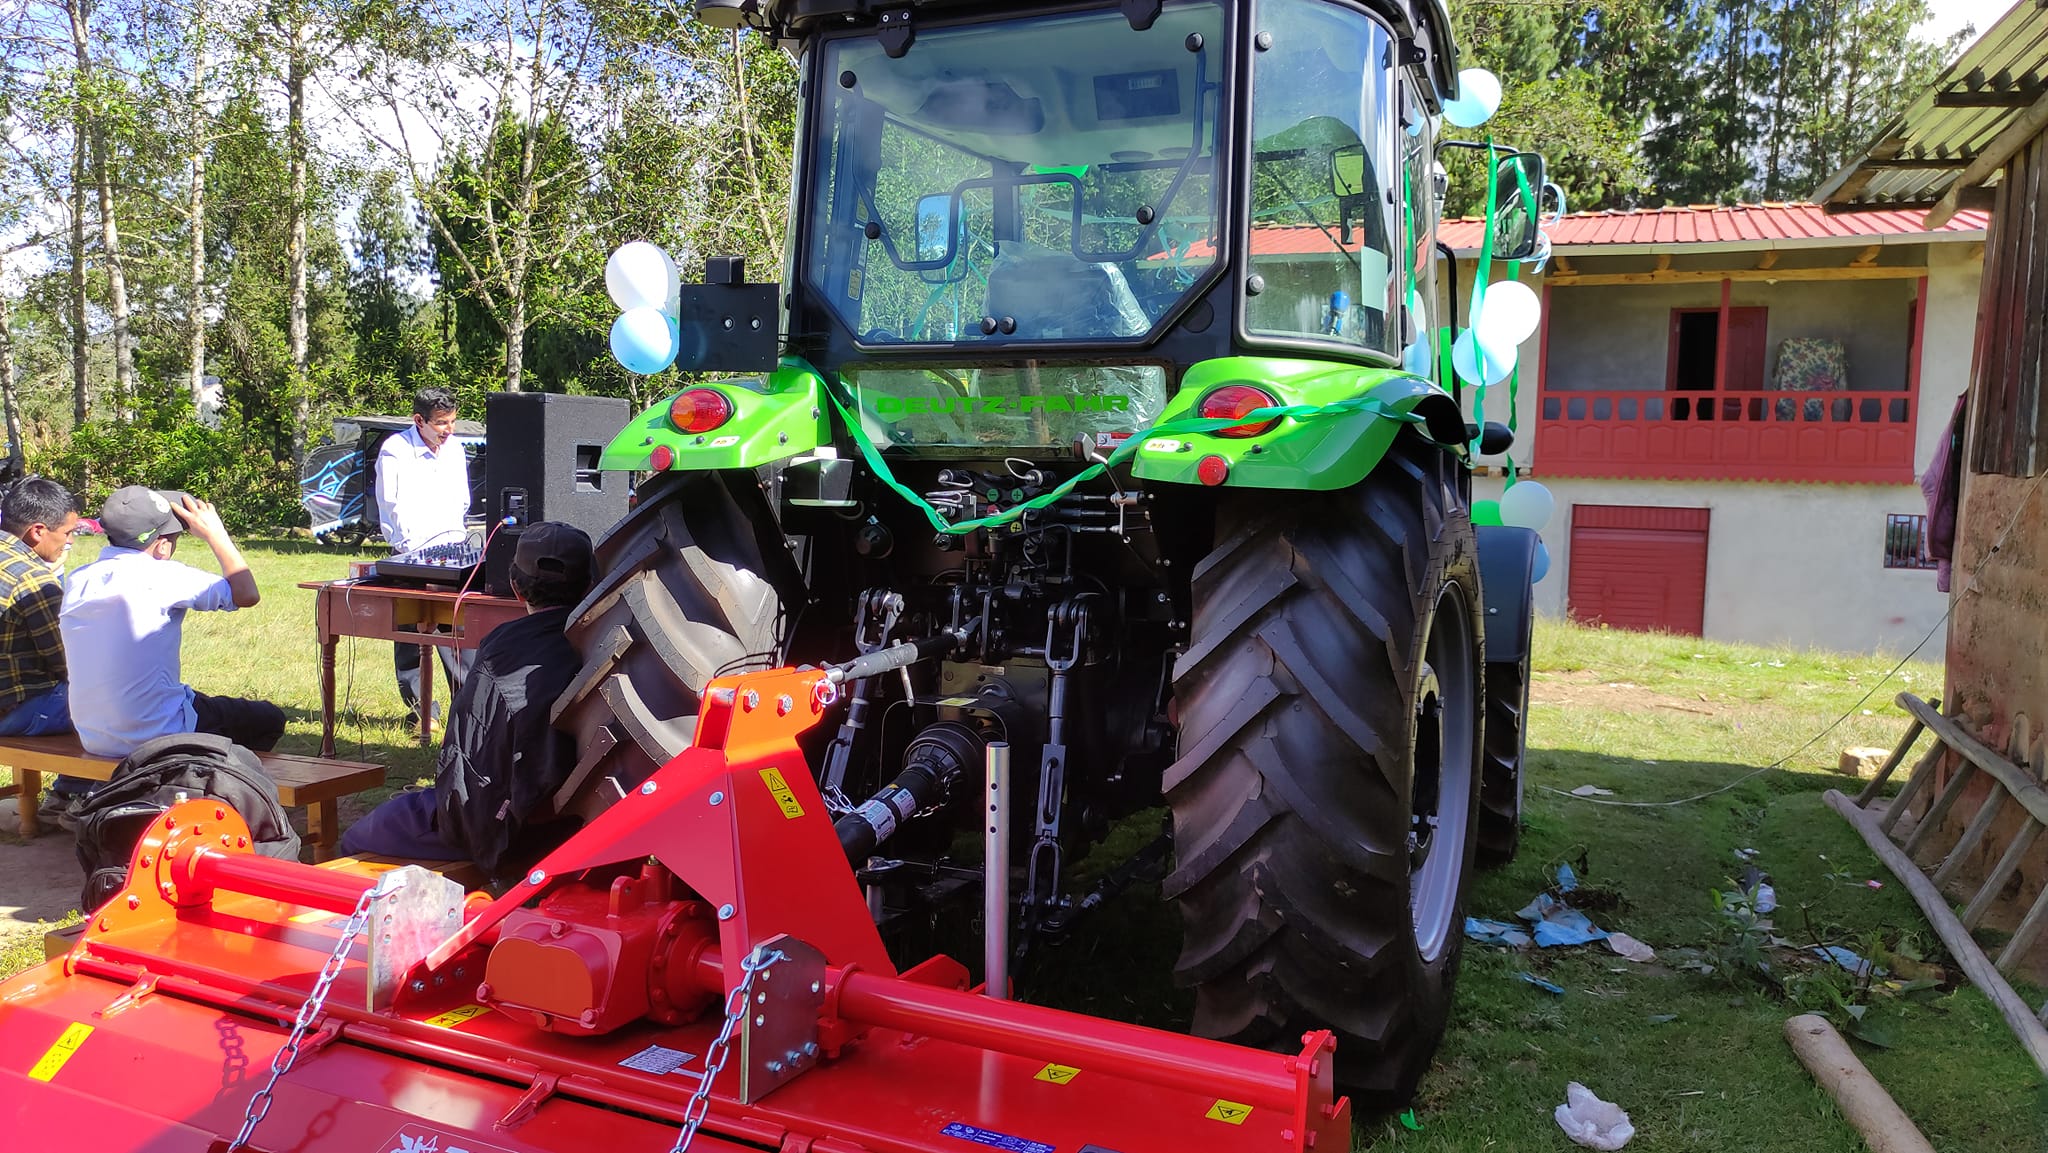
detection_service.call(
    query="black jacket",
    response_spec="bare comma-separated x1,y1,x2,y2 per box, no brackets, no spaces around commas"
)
434,605,581,876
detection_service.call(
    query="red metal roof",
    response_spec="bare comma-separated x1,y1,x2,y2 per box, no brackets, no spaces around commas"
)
1435,202,1989,253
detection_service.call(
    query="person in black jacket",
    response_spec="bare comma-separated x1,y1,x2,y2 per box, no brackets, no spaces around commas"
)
338,522,593,877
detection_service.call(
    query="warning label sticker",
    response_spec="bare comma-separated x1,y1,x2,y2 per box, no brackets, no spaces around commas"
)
940,1122,1055,1153
618,1043,698,1075
423,1004,492,1029
760,768,805,819
27,1023,92,1082
935,696,978,707
380,1124,513,1153
1205,1099,1253,1125
1033,1062,1080,1085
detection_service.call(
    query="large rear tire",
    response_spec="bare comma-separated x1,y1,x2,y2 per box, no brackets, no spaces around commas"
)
552,471,793,816
1164,436,1483,1100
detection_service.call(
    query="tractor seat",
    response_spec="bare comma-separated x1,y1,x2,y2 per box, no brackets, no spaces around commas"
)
982,244,1150,341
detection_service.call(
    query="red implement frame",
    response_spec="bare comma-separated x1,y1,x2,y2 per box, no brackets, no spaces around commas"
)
0,666,1351,1153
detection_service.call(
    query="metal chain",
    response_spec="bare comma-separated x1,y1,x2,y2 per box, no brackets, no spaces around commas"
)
229,877,399,1153
669,946,786,1153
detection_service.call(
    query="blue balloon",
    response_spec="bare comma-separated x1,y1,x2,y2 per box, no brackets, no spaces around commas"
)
1531,540,1552,584
1401,341,1431,376
610,307,679,375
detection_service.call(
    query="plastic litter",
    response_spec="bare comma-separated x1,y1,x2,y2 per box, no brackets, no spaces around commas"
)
1518,972,1566,996
1517,892,1610,947
1753,883,1778,913
1398,1109,1423,1132
1815,945,1883,979
1466,917,1534,949
1605,932,1655,963
1570,784,1615,797
1554,1081,1635,1150
1555,863,1580,892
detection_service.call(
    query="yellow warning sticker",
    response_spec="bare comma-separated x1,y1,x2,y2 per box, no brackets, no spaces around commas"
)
1205,1100,1252,1125
1033,1062,1081,1085
760,768,805,819
936,696,978,707
423,1004,492,1029
28,1023,93,1082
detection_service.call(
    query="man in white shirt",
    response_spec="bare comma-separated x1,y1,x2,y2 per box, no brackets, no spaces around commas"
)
376,386,476,717
61,486,284,757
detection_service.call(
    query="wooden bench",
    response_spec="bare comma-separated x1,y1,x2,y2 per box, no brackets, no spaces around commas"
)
0,736,385,862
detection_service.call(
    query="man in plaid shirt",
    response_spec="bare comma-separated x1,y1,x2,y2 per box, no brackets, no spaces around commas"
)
0,479,84,817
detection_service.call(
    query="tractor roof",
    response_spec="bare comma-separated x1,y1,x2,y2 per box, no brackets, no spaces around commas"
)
753,0,1461,105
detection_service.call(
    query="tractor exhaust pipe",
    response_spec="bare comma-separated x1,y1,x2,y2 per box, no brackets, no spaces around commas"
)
984,740,1010,999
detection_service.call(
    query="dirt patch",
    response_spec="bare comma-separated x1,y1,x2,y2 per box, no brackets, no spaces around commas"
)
1533,670,1718,715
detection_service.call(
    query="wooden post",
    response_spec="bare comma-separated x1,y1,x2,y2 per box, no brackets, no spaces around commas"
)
1784,1014,1936,1153
1714,277,1732,419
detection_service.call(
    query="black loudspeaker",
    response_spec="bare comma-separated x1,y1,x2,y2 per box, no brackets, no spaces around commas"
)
484,393,631,539
484,524,524,597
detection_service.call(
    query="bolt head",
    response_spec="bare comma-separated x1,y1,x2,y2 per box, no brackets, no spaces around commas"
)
709,790,725,806
754,1014,767,1027
640,780,658,795
776,694,794,715
126,895,140,910
810,980,822,994
804,1041,820,1056
718,903,736,920
743,689,761,710
410,979,427,993
766,1059,783,1073
756,991,768,1005
527,869,547,886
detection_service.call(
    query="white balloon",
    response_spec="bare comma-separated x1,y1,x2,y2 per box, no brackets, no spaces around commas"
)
605,242,678,313
1452,327,1515,387
1499,480,1556,532
1442,68,1502,130
1478,280,1542,348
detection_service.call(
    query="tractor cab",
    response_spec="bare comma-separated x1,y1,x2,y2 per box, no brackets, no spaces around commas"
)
666,0,1542,456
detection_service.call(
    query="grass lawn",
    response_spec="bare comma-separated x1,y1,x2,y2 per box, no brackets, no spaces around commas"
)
3,539,2044,1151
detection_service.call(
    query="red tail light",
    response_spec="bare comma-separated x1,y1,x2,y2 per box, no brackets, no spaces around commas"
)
669,388,734,434
1197,385,1281,438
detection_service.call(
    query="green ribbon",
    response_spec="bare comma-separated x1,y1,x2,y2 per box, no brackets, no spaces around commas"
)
819,376,1428,536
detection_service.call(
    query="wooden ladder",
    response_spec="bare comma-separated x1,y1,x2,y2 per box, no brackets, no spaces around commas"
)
1825,691,2048,1079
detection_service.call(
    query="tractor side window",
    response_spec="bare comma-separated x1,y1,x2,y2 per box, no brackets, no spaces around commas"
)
1244,0,1400,357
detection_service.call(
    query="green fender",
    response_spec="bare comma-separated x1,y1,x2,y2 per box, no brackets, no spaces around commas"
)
1131,357,1468,490
600,360,832,472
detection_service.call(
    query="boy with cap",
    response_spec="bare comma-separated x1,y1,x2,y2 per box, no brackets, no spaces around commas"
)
60,486,285,757
339,522,595,876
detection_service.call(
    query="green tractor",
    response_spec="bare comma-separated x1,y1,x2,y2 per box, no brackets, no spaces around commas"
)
561,0,1547,1099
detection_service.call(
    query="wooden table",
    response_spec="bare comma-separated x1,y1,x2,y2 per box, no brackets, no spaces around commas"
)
300,578,528,756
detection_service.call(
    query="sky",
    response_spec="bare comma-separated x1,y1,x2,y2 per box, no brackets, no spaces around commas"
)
1919,0,2019,43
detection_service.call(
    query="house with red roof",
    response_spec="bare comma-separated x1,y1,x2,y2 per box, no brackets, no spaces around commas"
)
1423,203,1986,653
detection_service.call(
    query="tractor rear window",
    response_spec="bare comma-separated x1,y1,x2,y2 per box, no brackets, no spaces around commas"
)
844,364,1168,452
803,3,1226,347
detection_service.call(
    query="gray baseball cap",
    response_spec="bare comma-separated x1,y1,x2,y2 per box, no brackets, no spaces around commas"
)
100,486,192,550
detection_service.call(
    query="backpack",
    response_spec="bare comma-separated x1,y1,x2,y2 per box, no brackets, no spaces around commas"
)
74,732,301,912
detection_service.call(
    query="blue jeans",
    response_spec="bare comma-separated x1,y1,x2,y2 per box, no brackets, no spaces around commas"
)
338,788,463,860
0,683,88,795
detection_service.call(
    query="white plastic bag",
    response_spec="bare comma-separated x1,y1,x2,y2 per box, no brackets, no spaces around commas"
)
1554,1081,1634,1150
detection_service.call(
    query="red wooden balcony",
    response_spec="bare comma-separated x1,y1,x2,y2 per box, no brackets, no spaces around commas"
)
1534,389,1919,484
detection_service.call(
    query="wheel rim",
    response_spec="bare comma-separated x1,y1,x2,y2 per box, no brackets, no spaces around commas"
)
1410,579,1478,963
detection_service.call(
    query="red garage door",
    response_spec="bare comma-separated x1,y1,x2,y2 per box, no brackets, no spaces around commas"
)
1567,505,1710,635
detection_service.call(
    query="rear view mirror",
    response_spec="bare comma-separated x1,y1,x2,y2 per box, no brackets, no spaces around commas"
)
914,194,955,264
1331,145,1369,199
1491,151,1545,261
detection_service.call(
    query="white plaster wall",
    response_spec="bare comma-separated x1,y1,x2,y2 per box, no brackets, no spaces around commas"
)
1914,245,1981,474
1473,476,1950,657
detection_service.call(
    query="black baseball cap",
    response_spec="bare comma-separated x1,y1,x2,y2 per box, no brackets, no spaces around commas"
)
511,521,594,590
100,486,193,550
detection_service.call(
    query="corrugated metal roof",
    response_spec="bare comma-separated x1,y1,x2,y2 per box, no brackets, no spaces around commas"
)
1425,202,1987,254
1816,0,2048,210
